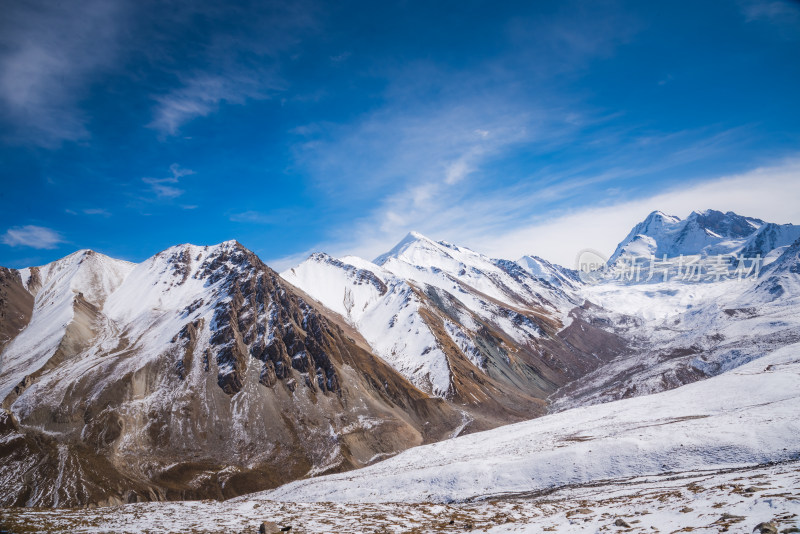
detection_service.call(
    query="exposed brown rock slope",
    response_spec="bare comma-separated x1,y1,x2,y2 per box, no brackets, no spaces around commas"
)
0,267,33,354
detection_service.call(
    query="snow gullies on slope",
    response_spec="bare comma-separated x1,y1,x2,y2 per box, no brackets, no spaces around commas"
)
282,231,588,401
282,252,454,396
100,240,296,396
747,236,800,304
0,250,134,402
515,254,580,289
283,232,624,406
551,228,800,412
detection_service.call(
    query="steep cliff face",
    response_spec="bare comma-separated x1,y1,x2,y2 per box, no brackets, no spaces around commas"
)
0,242,460,507
0,267,33,355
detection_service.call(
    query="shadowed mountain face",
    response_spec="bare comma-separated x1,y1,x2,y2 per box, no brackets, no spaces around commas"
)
0,268,33,355
0,243,462,507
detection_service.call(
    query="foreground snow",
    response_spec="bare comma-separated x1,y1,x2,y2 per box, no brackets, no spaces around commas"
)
260,341,799,503
3,459,798,533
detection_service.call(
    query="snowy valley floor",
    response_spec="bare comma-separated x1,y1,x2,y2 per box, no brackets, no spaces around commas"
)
1,462,798,533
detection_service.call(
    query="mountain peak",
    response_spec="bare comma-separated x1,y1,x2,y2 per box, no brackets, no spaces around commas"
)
685,209,763,238
646,210,678,221
373,231,438,265
610,208,767,265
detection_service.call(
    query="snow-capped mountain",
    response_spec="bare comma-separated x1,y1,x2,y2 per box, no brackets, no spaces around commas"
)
609,209,766,263
1,250,134,406
738,222,800,265
551,215,800,412
516,254,580,288
1,208,798,513
750,236,800,302
282,232,628,431
373,231,575,313
0,242,466,507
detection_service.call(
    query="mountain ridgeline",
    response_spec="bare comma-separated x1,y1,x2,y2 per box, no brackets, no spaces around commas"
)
0,209,798,508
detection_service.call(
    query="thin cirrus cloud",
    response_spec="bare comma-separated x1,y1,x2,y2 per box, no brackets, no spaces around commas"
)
82,208,111,216
144,2,311,136
0,0,126,146
230,211,283,225
316,158,800,270
292,93,543,200
142,163,195,200
1,225,65,250
148,72,282,136
0,1,312,144
65,208,111,217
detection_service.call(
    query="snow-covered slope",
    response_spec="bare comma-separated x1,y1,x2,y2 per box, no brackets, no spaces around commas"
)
738,222,800,265
0,250,134,403
282,233,628,430
748,236,800,303
374,231,575,315
264,341,800,503
550,271,800,410
283,252,454,396
0,242,466,508
516,254,579,288
609,209,766,264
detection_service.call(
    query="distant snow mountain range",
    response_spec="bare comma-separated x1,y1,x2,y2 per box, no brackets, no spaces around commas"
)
0,209,798,509
610,208,800,264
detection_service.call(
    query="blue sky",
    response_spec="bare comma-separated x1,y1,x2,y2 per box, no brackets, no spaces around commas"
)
1,0,799,269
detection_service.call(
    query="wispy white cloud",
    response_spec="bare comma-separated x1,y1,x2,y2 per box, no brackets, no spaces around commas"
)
82,208,111,217
1,225,65,249
142,164,195,199
740,0,800,22
311,158,800,269
0,0,127,146
146,0,316,136
1,0,317,144
231,210,283,224
149,72,282,135
739,0,800,38
292,90,552,204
